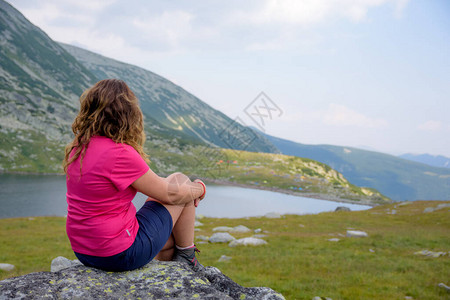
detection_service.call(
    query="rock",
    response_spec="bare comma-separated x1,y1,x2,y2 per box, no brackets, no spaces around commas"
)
195,214,205,220
231,225,251,233
335,206,350,212
438,282,450,292
436,203,450,210
369,249,375,253
328,238,340,242
218,255,232,262
50,256,82,272
213,226,234,232
254,228,262,233
229,237,267,247
398,201,412,206
414,249,447,258
346,230,368,238
0,263,15,272
312,297,333,300
209,232,236,243
0,259,285,299
423,207,435,213
195,220,204,227
195,235,210,242
264,212,281,218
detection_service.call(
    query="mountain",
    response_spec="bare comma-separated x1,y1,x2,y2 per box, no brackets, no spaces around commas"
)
263,132,450,201
0,0,391,204
59,43,277,154
399,153,450,169
0,0,276,173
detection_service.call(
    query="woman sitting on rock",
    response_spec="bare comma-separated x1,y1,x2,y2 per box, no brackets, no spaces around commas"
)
62,79,206,272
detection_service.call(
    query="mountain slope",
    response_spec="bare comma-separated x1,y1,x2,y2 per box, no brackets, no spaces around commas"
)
399,153,450,169
60,43,278,154
0,0,97,140
263,133,450,201
0,0,276,173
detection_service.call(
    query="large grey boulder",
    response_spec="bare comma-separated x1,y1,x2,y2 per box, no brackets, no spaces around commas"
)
0,259,284,299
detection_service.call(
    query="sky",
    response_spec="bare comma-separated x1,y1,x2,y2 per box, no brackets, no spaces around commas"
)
8,0,450,157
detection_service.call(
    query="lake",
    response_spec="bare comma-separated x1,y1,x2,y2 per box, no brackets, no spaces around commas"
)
0,174,371,219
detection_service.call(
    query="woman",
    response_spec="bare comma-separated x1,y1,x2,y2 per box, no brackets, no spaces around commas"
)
63,79,206,272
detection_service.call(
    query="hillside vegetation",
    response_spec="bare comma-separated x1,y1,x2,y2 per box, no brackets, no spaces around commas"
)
264,132,450,201
1,201,448,299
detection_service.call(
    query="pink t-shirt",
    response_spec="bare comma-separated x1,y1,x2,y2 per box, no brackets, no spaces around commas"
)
66,136,149,256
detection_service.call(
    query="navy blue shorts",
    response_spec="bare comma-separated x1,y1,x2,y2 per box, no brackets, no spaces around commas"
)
74,201,173,272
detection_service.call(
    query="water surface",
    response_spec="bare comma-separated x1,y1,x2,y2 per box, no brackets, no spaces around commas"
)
0,174,370,219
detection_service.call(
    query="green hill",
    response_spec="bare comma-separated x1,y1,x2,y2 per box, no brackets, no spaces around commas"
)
264,132,450,201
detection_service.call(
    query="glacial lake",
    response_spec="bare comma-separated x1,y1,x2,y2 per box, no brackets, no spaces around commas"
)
0,174,371,219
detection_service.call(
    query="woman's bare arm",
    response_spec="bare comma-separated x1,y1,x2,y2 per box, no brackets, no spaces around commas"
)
132,170,205,205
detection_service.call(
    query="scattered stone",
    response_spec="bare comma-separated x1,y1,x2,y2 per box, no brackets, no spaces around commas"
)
346,230,368,238
369,249,375,253
423,207,435,213
194,228,201,232
438,282,450,292
229,237,267,247
213,226,234,232
231,225,251,233
398,201,412,206
195,214,205,220
0,258,285,299
209,232,236,243
414,250,447,258
436,203,450,210
312,297,333,300
264,212,281,219
328,238,340,242
254,228,262,233
50,256,82,272
298,224,305,228
27,217,35,221
423,203,450,213
404,297,413,300
195,235,210,242
218,255,232,262
194,221,204,227
0,263,15,272
335,206,350,212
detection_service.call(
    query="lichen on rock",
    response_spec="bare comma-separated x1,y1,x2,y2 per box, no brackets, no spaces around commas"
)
0,258,284,299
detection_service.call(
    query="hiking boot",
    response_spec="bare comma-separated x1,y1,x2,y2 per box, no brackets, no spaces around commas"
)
173,245,205,272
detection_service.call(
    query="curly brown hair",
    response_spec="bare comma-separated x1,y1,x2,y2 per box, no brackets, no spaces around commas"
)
63,79,149,174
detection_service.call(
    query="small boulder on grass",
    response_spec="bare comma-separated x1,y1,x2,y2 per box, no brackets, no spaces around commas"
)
229,237,267,247
346,230,368,238
0,263,15,272
209,232,236,243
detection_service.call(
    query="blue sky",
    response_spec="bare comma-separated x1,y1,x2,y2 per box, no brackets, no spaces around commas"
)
9,0,450,157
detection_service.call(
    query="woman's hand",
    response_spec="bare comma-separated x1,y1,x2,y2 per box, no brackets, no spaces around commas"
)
193,179,206,207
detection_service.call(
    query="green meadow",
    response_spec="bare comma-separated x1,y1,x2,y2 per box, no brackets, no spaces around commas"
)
0,201,448,300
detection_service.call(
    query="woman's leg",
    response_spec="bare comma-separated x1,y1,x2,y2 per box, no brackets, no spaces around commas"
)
147,199,196,261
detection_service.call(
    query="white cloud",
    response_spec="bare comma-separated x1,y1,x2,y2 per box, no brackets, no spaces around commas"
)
283,103,388,129
231,0,410,25
323,104,388,128
418,120,442,131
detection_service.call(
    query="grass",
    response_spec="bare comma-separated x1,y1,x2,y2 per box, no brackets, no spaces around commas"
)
0,201,449,299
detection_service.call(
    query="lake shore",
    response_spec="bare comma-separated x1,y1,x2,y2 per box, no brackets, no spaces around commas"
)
0,171,379,207
204,178,378,207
